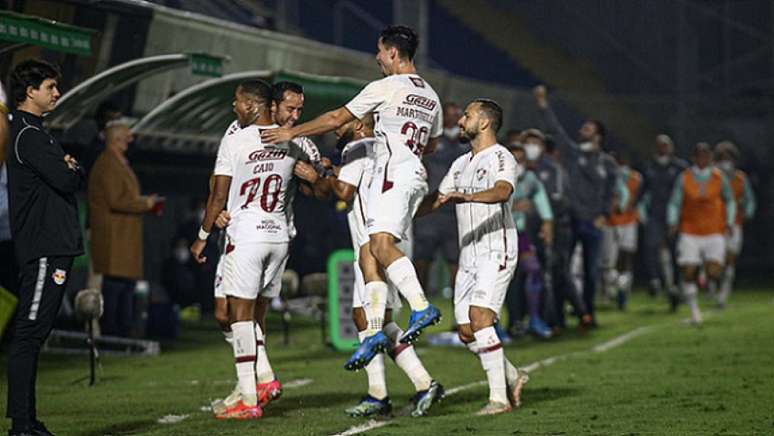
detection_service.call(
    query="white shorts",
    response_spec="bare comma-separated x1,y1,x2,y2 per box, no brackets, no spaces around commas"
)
453,256,517,325
725,225,743,255
366,162,427,242
677,233,725,266
221,240,289,300
214,255,226,299
601,223,638,268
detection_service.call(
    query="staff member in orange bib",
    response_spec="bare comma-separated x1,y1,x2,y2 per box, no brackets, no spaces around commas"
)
601,152,642,310
713,141,755,308
667,142,735,325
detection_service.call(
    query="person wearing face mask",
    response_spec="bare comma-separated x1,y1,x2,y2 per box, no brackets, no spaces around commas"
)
88,118,163,338
518,129,591,334
713,141,755,308
600,152,641,311
533,85,619,327
667,142,735,326
504,141,554,339
413,102,464,298
638,134,689,309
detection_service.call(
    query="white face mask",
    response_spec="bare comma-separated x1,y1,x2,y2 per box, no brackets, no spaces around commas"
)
443,126,460,140
524,143,542,161
717,161,734,173
579,141,594,152
656,155,670,166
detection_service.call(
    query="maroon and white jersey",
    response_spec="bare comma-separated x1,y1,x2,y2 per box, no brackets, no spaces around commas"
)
439,144,520,268
345,74,443,171
214,123,312,244
285,135,321,239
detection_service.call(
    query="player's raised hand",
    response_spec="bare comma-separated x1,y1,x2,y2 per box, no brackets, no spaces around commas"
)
533,85,549,109
215,210,231,229
190,239,207,264
261,127,293,144
439,191,469,204
294,161,319,183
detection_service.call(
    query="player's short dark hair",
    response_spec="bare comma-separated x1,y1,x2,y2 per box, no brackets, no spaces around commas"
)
379,25,419,60
238,79,272,105
473,98,503,133
694,141,713,156
272,81,304,104
588,119,607,141
8,59,61,106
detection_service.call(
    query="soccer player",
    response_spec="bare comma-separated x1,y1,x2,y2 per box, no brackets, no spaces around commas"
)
667,142,735,325
261,25,443,362
714,141,755,308
190,80,319,419
210,81,328,415
328,115,443,417
601,153,641,310
417,99,528,415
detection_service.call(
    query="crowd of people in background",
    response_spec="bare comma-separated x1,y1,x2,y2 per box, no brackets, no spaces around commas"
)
411,86,757,341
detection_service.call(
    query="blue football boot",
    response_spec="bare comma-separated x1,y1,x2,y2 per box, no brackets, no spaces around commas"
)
344,331,391,371
399,304,442,344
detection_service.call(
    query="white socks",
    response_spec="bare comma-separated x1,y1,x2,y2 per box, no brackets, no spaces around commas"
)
467,340,519,389
359,331,387,400
683,282,702,324
255,323,275,384
223,330,233,345
718,265,735,305
660,248,675,291
618,271,633,294
473,327,508,404
383,322,432,392
364,282,388,336
231,321,258,405
385,257,429,311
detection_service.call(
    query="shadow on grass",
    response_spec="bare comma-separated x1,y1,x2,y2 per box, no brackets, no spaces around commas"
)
259,391,357,417
78,419,157,436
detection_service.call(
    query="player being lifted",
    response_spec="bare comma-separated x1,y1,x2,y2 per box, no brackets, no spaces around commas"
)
416,99,529,416
208,81,328,416
262,25,444,368
190,80,320,419
328,114,443,417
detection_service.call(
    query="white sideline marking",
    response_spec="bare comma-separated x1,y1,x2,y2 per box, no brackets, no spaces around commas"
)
284,378,314,388
330,326,651,436
158,414,189,424
331,419,391,436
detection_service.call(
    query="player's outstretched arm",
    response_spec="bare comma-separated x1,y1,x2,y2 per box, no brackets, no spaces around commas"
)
191,175,231,263
261,107,355,143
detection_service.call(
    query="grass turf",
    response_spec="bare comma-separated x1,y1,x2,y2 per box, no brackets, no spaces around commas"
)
1,290,772,435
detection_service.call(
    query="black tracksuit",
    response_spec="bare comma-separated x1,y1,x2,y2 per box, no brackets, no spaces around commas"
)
5,109,84,428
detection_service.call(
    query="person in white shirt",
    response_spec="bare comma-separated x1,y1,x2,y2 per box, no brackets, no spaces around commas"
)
417,99,528,416
190,80,319,420
262,25,443,368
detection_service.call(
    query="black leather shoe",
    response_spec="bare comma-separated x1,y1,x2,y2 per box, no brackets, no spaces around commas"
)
30,421,54,436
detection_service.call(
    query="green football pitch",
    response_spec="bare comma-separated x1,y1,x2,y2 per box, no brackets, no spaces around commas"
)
1,290,772,435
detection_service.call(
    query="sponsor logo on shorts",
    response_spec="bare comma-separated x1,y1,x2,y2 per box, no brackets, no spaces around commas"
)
52,269,67,286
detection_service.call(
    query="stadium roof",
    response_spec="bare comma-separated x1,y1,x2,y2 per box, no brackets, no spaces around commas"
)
48,53,227,130
0,10,95,56
131,70,366,155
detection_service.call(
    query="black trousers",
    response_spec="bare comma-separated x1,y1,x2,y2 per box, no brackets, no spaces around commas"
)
100,276,135,337
6,256,73,424
0,239,19,295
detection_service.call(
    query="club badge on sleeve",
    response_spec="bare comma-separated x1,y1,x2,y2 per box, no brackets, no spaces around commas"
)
52,269,67,286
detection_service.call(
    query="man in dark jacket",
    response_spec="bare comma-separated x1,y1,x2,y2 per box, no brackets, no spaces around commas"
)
534,85,619,326
5,59,84,436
